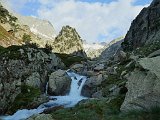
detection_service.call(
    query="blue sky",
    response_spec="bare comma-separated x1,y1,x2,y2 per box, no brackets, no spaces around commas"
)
79,0,151,5
2,0,152,43
11,0,152,16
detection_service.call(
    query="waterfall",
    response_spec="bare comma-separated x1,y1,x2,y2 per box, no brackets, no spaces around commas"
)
1,70,87,120
67,71,87,97
45,82,48,95
43,71,87,108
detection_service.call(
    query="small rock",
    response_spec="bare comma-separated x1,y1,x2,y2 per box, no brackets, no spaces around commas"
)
92,91,103,98
94,64,104,71
27,114,53,120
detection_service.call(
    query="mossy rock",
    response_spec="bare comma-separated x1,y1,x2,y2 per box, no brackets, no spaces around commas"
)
7,85,41,114
0,45,27,59
134,41,160,57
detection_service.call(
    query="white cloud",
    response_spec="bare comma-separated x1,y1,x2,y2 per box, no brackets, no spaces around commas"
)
1,0,30,11
37,0,148,43
1,0,150,43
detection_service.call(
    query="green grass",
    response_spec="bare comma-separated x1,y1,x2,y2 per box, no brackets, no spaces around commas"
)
0,45,26,59
51,95,125,120
51,95,160,120
134,41,160,57
7,85,41,114
55,53,87,67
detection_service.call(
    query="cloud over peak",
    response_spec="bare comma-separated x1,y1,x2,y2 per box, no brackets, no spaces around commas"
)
1,0,150,43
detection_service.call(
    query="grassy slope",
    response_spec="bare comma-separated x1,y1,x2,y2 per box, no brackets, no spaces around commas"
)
0,25,21,47
51,95,160,120
55,53,87,67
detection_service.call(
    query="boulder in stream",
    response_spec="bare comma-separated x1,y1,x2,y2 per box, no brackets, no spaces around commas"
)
48,70,71,95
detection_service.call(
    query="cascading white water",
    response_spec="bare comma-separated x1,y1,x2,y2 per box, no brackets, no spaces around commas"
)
1,70,87,120
45,82,49,95
42,70,87,108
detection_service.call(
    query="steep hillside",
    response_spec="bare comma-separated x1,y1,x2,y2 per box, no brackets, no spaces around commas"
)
52,25,86,57
120,0,160,112
99,36,124,60
0,25,21,47
122,0,160,52
16,14,56,41
0,4,21,47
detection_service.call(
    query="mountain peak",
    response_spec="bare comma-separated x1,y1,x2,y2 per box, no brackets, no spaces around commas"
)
52,25,86,57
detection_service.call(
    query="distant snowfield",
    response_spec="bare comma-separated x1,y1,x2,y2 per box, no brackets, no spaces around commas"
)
83,43,104,52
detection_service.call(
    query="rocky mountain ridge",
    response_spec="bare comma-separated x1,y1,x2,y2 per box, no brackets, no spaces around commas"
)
15,14,56,41
52,25,86,57
0,0,160,119
122,0,160,51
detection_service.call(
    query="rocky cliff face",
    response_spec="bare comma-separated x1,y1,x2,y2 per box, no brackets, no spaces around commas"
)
122,0,160,51
0,25,22,47
120,0,160,111
0,45,65,114
0,4,22,47
121,56,160,111
16,14,56,41
52,26,86,57
99,37,124,60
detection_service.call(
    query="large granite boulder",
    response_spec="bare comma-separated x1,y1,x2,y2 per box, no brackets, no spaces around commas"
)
82,74,104,97
70,64,84,73
48,70,71,95
121,56,160,111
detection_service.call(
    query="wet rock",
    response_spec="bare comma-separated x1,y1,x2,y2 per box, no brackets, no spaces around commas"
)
43,106,64,114
28,95,49,109
48,70,71,95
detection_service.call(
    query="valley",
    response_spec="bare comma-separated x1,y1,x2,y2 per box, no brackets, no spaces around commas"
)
0,0,160,120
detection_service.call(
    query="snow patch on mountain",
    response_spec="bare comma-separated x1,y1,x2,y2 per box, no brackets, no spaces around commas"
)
30,25,55,40
83,43,104,52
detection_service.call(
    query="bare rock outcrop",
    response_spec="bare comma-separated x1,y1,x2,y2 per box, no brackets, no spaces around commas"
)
52,25,86,57
0,46,65,114
122,0,160,51
121,56,160,111
48,70,71,95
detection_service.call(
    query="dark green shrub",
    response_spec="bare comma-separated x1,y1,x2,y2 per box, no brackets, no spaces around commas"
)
7,85,41,114
45,43,53,53
22,33,31,45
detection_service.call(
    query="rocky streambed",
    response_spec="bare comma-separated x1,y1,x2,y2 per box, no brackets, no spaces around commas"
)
1,70,88,120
